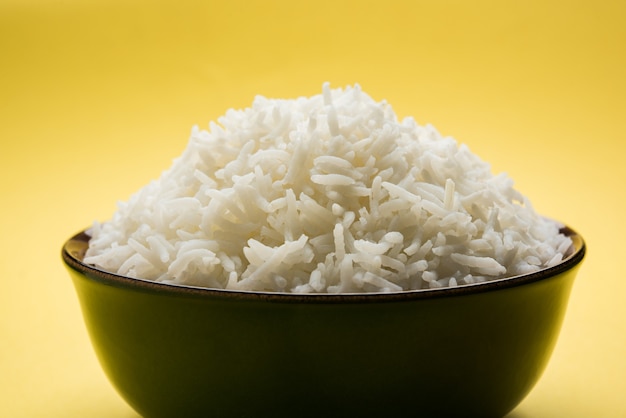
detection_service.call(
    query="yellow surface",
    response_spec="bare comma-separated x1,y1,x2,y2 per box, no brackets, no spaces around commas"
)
1,1,624,416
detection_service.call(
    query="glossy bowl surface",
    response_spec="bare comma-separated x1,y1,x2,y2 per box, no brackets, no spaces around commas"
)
63,226,585,418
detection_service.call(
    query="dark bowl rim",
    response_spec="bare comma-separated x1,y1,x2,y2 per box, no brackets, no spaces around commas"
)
62,225,585,303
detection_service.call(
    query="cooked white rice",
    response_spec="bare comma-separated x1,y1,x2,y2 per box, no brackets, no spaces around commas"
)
84,83,573,293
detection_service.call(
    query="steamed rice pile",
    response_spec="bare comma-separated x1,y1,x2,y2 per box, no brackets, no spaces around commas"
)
84,83,573,293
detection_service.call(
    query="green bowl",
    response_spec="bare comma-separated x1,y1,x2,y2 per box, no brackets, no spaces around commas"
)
62,225,585,418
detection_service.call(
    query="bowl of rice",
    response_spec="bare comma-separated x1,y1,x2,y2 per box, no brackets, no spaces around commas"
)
63,84,585,418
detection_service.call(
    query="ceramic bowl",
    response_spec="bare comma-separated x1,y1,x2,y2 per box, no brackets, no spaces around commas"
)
62,225,585,418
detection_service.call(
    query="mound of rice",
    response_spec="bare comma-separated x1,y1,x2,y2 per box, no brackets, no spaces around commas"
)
84,83,573,293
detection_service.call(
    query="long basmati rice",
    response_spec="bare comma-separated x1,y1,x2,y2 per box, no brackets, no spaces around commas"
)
84,83,573,293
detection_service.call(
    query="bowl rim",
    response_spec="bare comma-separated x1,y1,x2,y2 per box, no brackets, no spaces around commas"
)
62,225,585,303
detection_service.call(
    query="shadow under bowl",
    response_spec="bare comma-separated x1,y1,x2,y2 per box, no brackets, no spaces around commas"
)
62,225,585,418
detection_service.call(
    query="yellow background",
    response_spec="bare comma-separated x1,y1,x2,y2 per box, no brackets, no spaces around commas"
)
1,0,624,416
